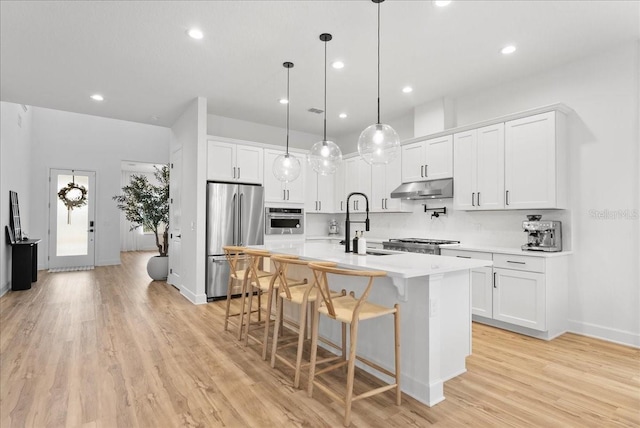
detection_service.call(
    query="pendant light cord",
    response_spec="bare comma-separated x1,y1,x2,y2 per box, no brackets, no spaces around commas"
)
323,37,328,142
377,1,381,125
286,65,290,155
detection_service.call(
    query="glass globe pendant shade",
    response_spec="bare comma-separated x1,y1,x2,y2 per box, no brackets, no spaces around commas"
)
357,123,400,165
307,140,342,176
273,152,301,182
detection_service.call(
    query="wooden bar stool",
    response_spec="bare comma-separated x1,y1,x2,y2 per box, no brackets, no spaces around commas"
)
222,246,270,339
242,249,306,351
269,256,341,388
306,262,401,427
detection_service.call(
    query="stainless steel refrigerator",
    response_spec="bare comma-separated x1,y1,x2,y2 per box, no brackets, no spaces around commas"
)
206,182,264,300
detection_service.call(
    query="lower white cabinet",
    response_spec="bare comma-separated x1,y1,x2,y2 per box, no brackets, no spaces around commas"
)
441,248,569,340
493,267,546,331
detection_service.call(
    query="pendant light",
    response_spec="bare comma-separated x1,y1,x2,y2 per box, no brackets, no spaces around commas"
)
273,61,302,182
307,33,343,176
357,0,400,166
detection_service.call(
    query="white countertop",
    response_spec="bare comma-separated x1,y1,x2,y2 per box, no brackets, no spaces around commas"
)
255,241,492,279
440,243,573,258
305,235,387,244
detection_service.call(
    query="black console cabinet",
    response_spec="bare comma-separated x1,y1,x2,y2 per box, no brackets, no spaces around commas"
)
11,239,40,291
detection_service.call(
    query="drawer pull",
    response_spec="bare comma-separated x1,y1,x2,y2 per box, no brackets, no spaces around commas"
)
507,260,526,264
456,256,471,259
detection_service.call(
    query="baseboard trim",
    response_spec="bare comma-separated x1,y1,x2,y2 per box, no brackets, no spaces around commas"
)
97,259,121,267
180,287,207,305
567,320,640,349
0,281,9,298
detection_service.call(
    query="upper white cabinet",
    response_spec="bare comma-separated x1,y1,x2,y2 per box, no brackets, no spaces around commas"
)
344,157,371,212
453,124,505,210
263,149,305,203
371,155,409,212
207,140,263,184
504,111,565,209
306,168,334,213
401,135,453,183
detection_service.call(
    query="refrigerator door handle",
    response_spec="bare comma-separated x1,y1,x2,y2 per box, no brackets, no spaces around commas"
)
238,192,244,245
232,193,237,245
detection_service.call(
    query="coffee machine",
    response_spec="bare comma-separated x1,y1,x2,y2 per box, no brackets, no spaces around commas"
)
522,215,562,252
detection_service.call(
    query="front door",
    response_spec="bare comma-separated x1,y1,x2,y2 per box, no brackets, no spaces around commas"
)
49,169,96,269
168,148,182,289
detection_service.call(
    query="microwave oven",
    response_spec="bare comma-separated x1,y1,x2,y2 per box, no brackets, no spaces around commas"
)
265,207,304,235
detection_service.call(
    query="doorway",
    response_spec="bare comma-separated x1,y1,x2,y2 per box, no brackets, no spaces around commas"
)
48,169,96,270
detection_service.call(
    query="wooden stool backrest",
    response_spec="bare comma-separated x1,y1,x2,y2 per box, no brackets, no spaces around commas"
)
270,254,311,299
223,246,246,279
243,248,271,283
307,262,387,321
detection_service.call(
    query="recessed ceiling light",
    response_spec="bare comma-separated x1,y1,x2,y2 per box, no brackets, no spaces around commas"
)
339,113,347,119
501,45,517,55
402,86,413,93
90,94,104,101
187,28,204,40
279,98,289,104
434,1,452,7
332,61,345,69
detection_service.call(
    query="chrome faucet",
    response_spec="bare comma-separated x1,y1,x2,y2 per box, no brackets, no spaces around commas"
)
345,192,370,253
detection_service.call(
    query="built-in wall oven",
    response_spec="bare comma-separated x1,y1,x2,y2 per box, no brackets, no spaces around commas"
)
265,207,304,235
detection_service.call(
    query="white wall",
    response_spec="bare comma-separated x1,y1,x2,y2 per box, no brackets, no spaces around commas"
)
172,97,208,304
0,102,33,296
208,114,323,150
30,107,171,268
309,40,639,346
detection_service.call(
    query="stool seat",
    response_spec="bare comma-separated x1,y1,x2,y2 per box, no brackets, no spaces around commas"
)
318,295,397,323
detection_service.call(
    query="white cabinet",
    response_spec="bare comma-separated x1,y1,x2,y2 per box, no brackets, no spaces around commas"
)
453,124,505,210
493,267,546,331
401,135,453,183
334,161,347,213
305,168,334,213
263,149,304,203
207,140,263,184
440,248,568,340
441,249,493,317
371,155,409,212
344,157,371,212
504,111,564,209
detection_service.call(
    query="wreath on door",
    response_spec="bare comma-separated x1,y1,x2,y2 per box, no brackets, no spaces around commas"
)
58,176,87,224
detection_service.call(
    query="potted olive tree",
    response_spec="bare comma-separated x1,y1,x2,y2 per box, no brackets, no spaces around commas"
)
113,165,170,280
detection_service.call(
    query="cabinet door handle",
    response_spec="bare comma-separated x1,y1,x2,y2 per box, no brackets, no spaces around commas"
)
493,272,497,288
472,193,475,206
319,200,321,211
421,165,424,178
233,166,236,179
477,192,481,206
507,260,526,265
425,164,428,177
506,190,510,205
237,168,240,179
287,190,290,200
283,189,286,200
456,256,471,259
341,201,343,211
385,198,388,209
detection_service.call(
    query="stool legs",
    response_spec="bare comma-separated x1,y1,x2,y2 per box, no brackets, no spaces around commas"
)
394,304,401,405
344,320,359,426
224,275,234,331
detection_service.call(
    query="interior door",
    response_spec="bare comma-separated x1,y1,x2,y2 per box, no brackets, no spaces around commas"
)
168,148,182,289
49,169,96,269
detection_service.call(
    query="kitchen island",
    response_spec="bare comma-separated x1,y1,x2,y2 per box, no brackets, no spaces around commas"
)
255,241,492,406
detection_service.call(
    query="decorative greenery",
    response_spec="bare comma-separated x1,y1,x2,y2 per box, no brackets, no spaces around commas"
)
58,182,88,210
113,165,170,257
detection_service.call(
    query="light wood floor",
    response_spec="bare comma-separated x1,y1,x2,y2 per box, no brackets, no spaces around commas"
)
1,251,638,427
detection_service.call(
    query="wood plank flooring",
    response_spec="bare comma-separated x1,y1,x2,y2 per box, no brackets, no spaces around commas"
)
1,251,638,427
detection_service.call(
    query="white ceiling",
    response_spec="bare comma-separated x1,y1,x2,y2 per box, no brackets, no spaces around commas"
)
1,1,638,138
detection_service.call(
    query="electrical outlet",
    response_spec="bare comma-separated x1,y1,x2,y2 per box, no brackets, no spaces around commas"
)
429,298,439,317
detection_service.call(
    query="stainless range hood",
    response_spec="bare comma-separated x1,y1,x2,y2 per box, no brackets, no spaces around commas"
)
390,178,453,200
